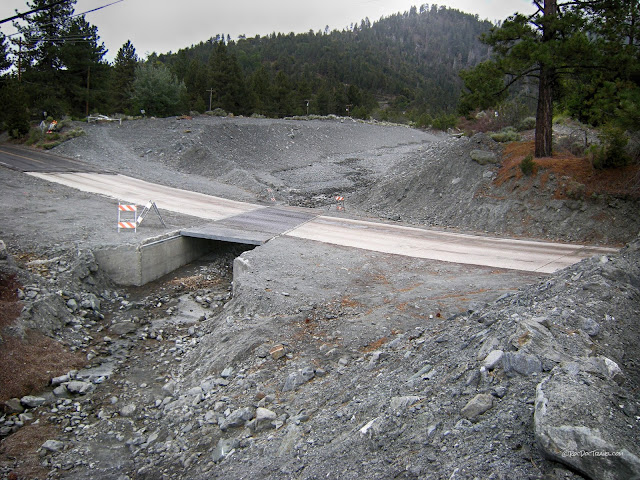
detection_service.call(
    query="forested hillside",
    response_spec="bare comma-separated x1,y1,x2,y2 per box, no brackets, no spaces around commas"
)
157,5,492,120
0,2,492,131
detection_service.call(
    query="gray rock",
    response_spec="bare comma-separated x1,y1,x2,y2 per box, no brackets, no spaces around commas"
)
53,385,69,397
470,150,499,165
409,364,433,381
66,380,95,395
582,317,600,336
220,367,234,378
255,407,277,422
534,374,640,480
601,356,626,385
502,352,542,376
491,386,508,398
80,293,101,311
278,424,302,457
367,351,384,369
19,412,34,423
51,374,70,386
110,322,137,336
251,407,278,432
460,394,494,420
4,398,24,414
212,437,239,463
162,380,177,395
20,395,46,408
119,404,137,417
186,386,203,397
220,407,254,431
282,367,315,392
41,440,64,453
66,298,78,312
483,350,504,370
390,396,421,412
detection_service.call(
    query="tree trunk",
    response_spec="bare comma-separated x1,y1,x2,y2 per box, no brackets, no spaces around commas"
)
535,64,554,158
534,0,558,158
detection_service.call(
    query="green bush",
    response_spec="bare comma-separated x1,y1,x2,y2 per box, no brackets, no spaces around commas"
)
490,127,521,143
589,124,631,169
415,112,434,129
431,113,458,131
207,108,228,117
25,128,44,146
520,154,535,176
517,117,536,131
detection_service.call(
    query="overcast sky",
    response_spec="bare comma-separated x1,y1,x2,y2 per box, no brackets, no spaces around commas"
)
1,0,535,62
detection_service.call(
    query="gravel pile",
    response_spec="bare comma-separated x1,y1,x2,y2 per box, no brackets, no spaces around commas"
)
1,115,639,480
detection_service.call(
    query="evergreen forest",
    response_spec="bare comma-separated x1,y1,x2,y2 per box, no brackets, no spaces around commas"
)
1,0,639,165
0,1,492,131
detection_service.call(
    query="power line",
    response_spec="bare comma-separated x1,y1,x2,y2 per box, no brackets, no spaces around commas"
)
6,0,126,38
0,0,72,26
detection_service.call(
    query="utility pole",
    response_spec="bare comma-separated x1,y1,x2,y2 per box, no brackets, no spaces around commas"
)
17,38,22,83
206,88,214,111
85,65,91,117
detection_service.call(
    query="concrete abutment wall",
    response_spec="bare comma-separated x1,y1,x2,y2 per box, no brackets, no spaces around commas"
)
93,232,215,286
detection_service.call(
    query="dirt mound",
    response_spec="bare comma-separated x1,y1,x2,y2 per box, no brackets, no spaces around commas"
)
54,116,437,208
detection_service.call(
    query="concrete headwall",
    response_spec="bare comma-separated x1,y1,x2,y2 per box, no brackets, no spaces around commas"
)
94,232,215,286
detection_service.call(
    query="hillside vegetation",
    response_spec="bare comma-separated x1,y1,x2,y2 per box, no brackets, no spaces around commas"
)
157,5,492,120
0,3,491,127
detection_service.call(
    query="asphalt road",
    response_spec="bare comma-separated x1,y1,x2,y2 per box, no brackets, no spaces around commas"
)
0,144,111,173
27,171,617,273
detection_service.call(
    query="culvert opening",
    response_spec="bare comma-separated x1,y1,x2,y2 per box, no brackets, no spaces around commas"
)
93,233,259,288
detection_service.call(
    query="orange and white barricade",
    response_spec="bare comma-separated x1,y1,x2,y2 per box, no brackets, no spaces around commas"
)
118,202,138,232
335,195,345,211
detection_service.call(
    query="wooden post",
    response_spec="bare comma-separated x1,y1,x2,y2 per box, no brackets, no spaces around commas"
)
85,65,91,117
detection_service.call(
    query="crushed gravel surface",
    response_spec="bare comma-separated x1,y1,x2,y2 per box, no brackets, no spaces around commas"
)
1,115,639,480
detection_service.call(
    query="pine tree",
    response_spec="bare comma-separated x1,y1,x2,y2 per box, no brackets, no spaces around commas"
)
460,0,640,157
0,33,11,73
183,59,209,112
14,0,77,115
132,62,186,117
111,40,139,114
208,42,249,115
59,15,107,116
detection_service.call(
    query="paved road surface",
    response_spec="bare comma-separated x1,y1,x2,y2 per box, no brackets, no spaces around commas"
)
26,171,616,273
28,172,260,221
287,216,611,273
0,145,616,273
0,144,111,173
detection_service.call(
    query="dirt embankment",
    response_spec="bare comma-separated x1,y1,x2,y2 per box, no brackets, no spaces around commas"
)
1,116,639,480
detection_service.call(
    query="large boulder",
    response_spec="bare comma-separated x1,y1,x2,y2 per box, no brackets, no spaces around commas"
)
534,368,640,480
